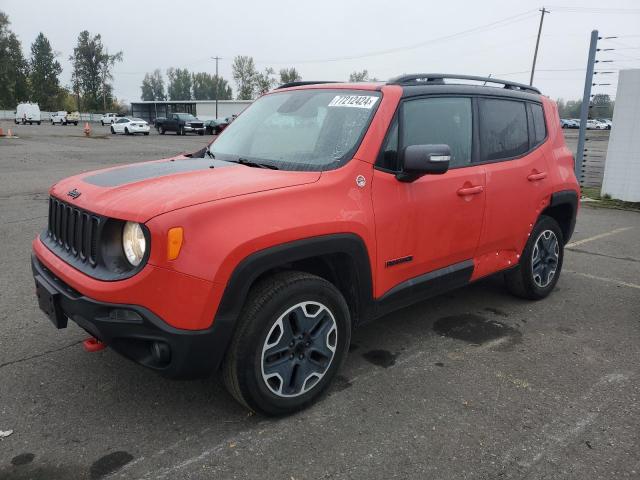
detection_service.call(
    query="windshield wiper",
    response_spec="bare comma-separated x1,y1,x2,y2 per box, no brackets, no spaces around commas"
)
233,157,279,170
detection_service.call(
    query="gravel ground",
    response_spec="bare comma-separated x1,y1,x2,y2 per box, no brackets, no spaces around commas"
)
0,122,638,480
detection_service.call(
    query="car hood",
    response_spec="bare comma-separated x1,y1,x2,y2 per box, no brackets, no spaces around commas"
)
50,156,321,222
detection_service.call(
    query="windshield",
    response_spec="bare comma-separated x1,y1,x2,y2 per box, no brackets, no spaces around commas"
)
177,114,196,121
208,89,381,171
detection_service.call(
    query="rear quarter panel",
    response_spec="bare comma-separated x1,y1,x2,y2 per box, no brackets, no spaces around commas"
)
543,97,580,194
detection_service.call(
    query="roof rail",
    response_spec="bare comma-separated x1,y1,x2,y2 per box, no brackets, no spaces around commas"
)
276,81,340,90
387,73,541,94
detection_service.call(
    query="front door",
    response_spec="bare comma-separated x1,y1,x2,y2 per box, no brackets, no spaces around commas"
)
372,96,486,299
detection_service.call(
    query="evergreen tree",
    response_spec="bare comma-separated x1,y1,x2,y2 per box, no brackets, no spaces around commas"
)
29,32,62,110
0,11,29,108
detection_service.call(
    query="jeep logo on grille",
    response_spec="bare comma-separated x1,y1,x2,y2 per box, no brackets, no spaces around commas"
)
67,188,81,199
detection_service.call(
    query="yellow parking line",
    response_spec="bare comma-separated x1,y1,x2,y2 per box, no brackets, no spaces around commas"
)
565,270,640,290
566,227,632,248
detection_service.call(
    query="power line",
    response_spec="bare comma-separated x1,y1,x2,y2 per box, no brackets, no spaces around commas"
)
250,9,539,64
548,6,640,14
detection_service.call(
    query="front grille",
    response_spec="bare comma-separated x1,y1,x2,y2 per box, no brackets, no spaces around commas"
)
47,197,102,267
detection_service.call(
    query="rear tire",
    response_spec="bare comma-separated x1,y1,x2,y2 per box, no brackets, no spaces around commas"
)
222,271,351,416
159,126,165,135
504,215,564,300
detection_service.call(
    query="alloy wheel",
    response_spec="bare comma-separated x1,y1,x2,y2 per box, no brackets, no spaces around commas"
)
531,230,559,288
261,301,337,398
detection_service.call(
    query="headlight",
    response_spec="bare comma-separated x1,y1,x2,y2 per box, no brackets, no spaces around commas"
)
122,221,146,266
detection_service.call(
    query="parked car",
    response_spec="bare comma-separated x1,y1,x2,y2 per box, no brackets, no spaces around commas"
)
15,103,41,125
100,113,118,126
50,111,70,125
31,74,578,416
560,118,578,129
596,118,612,130
155,113,205,135
110,117,150,135
66,111,80,126
204,118,229,135
586,119,606,130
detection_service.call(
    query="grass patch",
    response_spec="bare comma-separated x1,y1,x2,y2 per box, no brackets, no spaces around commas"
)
581,186,640,212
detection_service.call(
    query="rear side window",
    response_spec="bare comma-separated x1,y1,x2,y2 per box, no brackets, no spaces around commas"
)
401,97,472,168
531,103,546,145
478,99,528,161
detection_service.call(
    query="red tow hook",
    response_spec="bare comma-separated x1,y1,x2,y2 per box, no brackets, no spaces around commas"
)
83,337,107,352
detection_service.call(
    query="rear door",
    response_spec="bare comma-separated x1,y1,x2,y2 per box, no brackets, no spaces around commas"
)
472,97,552,279
372,96,486,298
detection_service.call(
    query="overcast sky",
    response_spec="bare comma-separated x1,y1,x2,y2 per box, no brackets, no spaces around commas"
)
3,0,639,104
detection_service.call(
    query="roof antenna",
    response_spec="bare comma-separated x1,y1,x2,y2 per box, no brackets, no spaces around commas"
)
483,74,492,86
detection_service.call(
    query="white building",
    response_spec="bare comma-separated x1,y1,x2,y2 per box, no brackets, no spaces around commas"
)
130,100,253,123
601,69,640,202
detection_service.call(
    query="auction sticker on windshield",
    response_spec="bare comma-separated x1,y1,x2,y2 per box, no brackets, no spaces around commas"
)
328,95,379,109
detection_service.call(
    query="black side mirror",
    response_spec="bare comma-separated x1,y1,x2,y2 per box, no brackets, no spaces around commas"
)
397,144,451,182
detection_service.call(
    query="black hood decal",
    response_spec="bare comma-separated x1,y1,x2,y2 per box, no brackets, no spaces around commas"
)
83,158,237,187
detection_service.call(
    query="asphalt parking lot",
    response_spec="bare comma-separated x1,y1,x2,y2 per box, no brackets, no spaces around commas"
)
0,122,638,480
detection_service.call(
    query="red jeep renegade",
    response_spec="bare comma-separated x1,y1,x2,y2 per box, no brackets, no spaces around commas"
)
32,74,579,415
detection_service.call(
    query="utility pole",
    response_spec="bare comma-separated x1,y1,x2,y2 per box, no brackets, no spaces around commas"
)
212,56,221,118
530,7,550,86
576,30,599,184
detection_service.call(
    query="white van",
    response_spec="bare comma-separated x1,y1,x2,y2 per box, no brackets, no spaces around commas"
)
15,103,42,125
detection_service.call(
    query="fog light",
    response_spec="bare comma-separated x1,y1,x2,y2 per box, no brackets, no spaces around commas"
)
150,341,171,365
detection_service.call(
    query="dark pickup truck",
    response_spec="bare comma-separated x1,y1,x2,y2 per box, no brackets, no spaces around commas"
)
155,113,205,135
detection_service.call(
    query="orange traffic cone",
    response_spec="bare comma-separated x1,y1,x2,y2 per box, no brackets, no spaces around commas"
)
0,127,4,136
83,122,91,136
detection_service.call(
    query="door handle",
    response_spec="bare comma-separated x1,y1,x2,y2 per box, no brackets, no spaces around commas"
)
457,185,484,196
527,171,548,181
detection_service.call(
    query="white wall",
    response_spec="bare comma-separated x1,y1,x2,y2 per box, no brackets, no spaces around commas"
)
196,101,252,120
601,69,640,202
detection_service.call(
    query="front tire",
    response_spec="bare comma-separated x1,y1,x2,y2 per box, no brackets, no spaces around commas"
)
505,215,564,300
125,127,130,135
110,126,115,135
223,271,351,416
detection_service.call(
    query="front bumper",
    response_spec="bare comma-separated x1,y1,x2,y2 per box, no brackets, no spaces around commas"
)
183,125,205,133
31,255,226,379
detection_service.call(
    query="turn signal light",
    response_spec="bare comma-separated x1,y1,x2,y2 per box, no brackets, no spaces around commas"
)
167,227,184,260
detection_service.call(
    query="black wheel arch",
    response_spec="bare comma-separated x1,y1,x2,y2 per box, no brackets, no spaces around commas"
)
540,189,578,244
209,234,374,370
